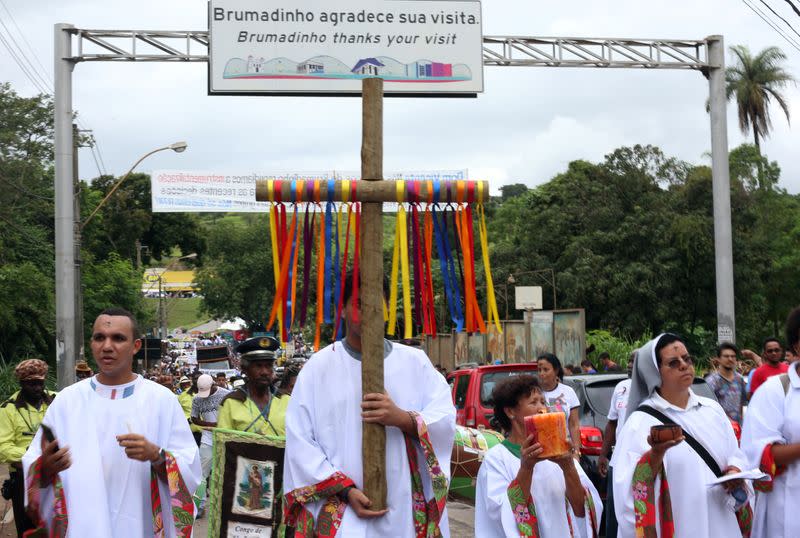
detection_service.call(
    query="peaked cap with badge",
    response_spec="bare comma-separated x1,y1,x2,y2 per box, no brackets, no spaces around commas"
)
236,336,280,364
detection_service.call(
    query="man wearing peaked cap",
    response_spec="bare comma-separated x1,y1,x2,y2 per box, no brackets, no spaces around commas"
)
217,336,288,437
0,359,56,536
237,336,281,362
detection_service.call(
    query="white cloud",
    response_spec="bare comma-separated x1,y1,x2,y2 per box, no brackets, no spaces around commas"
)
1,0,798,192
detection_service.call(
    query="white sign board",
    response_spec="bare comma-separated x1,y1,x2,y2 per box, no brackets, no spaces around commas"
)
515,286,542,311
208,0,484,95
151,169,468,212
226,522,271,538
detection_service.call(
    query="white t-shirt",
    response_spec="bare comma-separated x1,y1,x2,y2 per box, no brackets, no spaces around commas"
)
543,382,580,414
607,378,632,442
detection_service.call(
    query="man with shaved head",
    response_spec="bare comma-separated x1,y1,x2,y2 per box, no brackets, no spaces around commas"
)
22,307,201,536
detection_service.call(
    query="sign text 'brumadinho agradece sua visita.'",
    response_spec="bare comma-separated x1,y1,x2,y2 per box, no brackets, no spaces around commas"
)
208,0,483,95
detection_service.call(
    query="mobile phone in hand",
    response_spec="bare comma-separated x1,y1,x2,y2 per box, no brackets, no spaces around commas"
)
40,424,59,450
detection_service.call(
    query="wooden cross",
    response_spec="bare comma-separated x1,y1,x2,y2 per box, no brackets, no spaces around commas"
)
359,77,387,509
254,78,488,509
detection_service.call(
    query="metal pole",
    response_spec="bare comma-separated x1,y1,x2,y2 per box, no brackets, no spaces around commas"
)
707,35,736,344
551,269,557,310
55,24,76,389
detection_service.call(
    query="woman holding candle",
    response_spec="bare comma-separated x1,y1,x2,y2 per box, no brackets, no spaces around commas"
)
537,353,582,458
475,375,602,537
613,333,751,538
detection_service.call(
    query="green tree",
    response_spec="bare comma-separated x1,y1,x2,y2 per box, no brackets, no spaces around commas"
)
195,215,275,331
83,173,206,265
499,183,528,201
726,45,794,153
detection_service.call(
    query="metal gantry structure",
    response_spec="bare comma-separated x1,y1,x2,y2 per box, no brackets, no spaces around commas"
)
54,25,735,386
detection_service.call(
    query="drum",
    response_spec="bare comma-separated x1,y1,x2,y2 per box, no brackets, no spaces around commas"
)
449,425,504,503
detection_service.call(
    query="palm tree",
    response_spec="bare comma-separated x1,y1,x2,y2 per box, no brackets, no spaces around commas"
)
725,45,794,153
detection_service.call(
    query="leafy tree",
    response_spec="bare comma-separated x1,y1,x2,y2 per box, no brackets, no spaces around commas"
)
82,252,150,341
195,215,275,331
726,45,794,153
0,82,155,366
82,173,206,265
499,183,528,201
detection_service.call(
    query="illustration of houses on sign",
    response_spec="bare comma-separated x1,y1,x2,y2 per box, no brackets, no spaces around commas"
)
297,59,324,74
407,60,454,78
351,58,385,76
246,55,267,73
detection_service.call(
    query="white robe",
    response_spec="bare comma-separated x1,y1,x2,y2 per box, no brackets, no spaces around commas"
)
740,363,800,538
613,390,747,538
475,443,602,538
22,376,201,537
283,341,456,537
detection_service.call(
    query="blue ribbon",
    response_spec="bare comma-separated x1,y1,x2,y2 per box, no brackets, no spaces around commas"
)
323,183,334,323
441,205,464,331
432,205,462,331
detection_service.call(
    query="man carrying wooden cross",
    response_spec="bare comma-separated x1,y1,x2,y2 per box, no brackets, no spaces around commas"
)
282,271,456,537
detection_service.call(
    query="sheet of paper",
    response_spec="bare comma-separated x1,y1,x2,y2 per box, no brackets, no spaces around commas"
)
707,469,768,486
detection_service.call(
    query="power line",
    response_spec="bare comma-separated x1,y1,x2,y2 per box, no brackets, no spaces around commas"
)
0,29,49,95
759,0,800,40
0,0,54,89
782,0,800,18
742,0,800,53
0,1,110,179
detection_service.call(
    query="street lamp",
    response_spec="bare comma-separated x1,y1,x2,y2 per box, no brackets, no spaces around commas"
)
505,273,516,319
57,141,188,389
503,269,557,312
82,141,188,228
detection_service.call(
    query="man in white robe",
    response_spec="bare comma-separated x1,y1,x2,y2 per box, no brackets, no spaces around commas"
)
283,273,456,537
22,308,201,537
613,334,750,538
740,307,800,537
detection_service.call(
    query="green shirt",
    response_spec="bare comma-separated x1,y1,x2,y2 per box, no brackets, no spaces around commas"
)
217,391,289,437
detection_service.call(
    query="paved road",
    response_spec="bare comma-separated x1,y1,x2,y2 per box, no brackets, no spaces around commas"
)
193,500,476,537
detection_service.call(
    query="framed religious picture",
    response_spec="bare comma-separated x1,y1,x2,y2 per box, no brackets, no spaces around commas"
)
208,428,286,538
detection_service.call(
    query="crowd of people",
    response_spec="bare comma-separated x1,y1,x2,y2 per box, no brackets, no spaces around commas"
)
1,289,799,537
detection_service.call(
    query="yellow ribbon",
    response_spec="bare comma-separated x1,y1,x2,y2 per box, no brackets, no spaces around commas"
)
268,204,283,342
388,213,401,336
398,204,412,339
478,204,502,332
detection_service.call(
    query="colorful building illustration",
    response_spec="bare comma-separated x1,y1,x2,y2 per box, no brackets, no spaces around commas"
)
351,58,385,76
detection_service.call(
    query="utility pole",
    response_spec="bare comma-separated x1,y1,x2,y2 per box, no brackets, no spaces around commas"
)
54,24,76,389
707,35,736,344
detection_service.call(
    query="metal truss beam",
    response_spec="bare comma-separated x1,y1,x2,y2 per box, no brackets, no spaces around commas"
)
65,29,715,70
71,29,209,62
481,36,711,70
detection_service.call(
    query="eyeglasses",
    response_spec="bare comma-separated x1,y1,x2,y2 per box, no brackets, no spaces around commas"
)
662,355,695,369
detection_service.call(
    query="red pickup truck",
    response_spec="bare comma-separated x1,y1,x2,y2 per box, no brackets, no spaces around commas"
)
447,363,539,429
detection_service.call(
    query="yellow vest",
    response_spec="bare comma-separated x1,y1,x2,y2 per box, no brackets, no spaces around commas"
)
0,391,56,464
217,391,289,437
177,391,202,433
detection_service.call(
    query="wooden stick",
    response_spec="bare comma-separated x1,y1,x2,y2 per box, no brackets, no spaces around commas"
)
255,178,490,204
360,77,387,510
